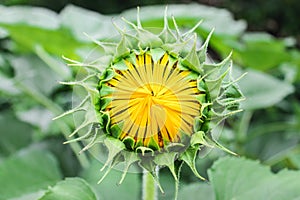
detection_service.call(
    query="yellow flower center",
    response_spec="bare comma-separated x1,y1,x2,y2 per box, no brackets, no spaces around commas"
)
106,52,200,149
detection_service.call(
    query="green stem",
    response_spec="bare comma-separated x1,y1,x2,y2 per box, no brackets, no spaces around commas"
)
142,169,157,200
248,122,297,140
235,110,252,153
16,82,90,169
237,111,253,143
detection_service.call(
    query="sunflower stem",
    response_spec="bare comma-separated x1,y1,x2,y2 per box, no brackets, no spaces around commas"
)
142,169,158,200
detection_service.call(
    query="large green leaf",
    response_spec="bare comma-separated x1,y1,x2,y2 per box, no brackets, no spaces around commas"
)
0,148,62,200
1,24,87,58
233,33,290,70
236,68,294,110
208,156,300,200
39,178,97,200
0,5,89,58
81,158,141,200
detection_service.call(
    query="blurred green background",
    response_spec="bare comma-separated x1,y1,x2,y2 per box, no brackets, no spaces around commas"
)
0,0,300,200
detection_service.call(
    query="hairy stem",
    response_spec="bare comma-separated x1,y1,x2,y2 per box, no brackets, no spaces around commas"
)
143,169,157,200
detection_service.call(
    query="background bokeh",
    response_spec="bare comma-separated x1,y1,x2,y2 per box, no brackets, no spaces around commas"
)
0,0,300,200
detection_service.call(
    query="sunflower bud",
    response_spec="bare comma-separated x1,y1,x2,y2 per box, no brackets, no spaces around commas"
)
56,7,243,189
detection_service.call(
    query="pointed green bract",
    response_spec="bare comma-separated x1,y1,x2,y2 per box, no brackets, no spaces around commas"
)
55,6,244,196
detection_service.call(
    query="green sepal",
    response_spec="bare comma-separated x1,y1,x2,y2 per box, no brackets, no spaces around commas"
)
67,108,97,137
137,28,163,49
136,146,154,157
79,132,106,154
150,48,166,63
195,93,207,104
202,52,232,101
161,42,186,58
100,136,126,172
217,84,243,111
116,35,132,58
53,95,89,121
159,7,177,44
118,151,140,184
99,97,112,111
193,113,211,133
173,160,184,200
84,32,117,55
197,77,209,93
139,156,155,173
139,155,165,193
193,117,203,132
99,84,114,96
204,134,237,156
123,136,136,150
223,84,243,99
63,123,98,145
180,38,202,74
60,81,99,101
177,61,189,71
126,52,138,67
205,64,231,101
148,137,160,151
110,122,123,139
98,153,124,184
165,142,186,154
199,119,210,133
122,17,163,49
100,111,110,134
99,68,115,82
190,131,211,148
154,152,178,180
180,146,205,180
113,59,129,70
197,28,214,64
200,103,212,119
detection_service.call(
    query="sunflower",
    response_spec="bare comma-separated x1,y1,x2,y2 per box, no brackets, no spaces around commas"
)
56,6,243,194
102,51,203,151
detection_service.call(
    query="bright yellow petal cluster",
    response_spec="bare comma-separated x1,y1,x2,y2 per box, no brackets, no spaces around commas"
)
105,53,200,149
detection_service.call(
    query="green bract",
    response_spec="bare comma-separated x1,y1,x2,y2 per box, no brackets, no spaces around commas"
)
55,7,244,195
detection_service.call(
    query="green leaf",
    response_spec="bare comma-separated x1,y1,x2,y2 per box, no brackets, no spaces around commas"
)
178,183,215,200
81,158,141,200
208,156,300,200
59,5,117,41
9,55,63,96
234,33,290,70
16,107,55,133
0,5,59,29
236,68,295,110
0,73,20,95
0,5,90,57
39,178,97,200
0,111,33,156
6,24,87,58
0,148,62,200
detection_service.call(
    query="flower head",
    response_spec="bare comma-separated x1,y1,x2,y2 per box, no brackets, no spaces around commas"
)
56,7,243,190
